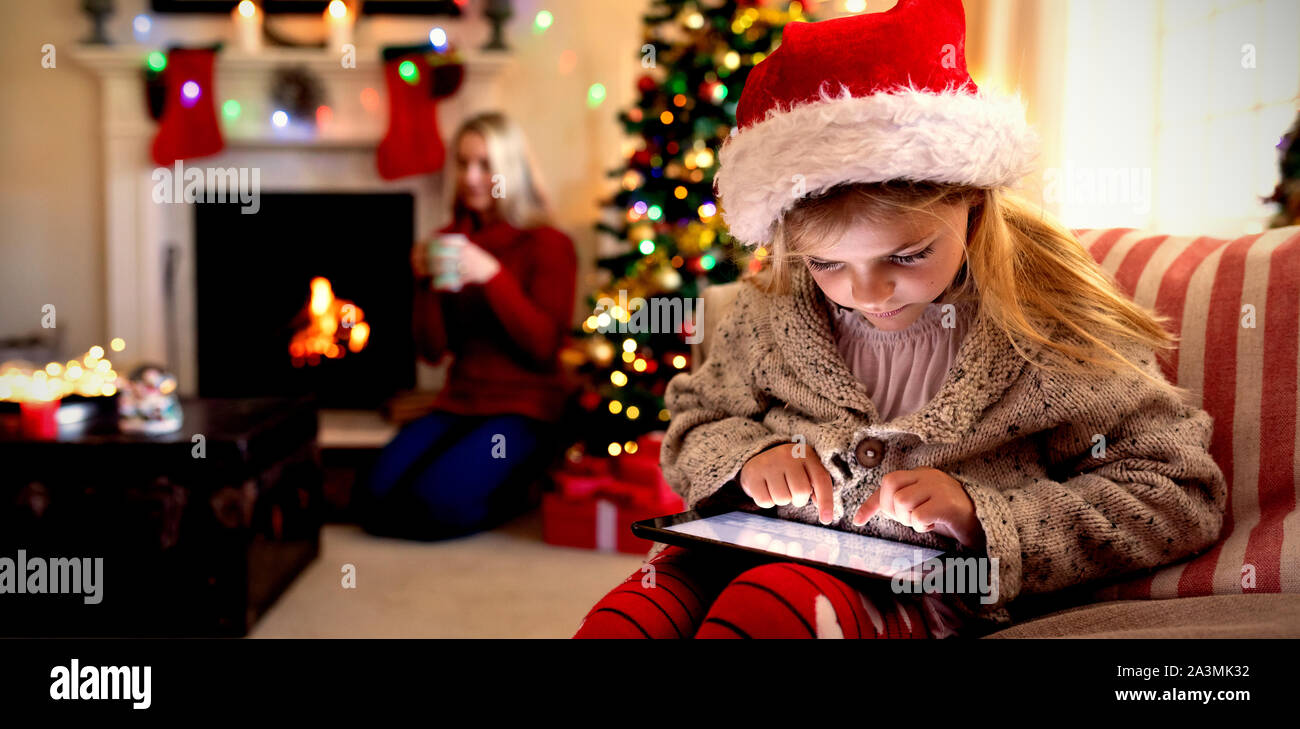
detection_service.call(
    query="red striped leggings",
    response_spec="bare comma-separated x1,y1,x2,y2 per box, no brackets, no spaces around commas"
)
573,545,969,639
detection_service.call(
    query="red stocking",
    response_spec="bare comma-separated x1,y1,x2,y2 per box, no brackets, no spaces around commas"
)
376,53,444,180
151,48,224,166
376,49,463,180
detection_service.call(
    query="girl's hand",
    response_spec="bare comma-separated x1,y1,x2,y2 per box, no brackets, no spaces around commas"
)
739,443,836,525
851,467,986,551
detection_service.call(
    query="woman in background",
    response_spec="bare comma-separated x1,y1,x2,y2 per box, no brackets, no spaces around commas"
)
359,112,579,540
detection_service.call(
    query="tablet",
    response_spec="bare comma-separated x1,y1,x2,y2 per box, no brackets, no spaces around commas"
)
631,504,954,586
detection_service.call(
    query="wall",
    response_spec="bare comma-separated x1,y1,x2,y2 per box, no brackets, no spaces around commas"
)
0,0,106,359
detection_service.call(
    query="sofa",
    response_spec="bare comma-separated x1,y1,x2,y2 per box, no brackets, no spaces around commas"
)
685,225,1300,638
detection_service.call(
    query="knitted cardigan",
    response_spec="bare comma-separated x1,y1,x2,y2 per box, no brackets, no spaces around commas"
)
653,263,1228,628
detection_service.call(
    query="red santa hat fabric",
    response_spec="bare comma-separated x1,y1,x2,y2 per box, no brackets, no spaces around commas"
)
714,0,1039,249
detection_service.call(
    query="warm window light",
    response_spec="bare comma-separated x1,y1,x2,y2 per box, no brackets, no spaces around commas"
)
1054,0,1299,235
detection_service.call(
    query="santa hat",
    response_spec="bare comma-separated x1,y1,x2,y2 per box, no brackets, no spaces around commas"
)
714,0,1039,249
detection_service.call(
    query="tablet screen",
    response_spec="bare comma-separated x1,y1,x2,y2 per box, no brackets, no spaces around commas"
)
663,510,945,578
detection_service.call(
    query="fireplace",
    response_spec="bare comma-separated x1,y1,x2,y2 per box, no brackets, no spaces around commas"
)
69,45,515,398
195,193,416,408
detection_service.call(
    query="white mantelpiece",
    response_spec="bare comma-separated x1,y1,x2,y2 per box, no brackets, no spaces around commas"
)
71,45,514,395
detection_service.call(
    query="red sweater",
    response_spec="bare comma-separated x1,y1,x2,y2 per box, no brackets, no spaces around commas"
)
413,215,579,423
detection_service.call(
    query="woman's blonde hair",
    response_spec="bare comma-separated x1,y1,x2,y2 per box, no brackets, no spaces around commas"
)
445,111,555,229
743,180,1190,399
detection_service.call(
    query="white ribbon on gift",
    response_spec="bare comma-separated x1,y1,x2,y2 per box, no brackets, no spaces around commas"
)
595,498,618,552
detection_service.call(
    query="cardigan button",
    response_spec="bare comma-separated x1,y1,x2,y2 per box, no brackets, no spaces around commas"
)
855,437,885,468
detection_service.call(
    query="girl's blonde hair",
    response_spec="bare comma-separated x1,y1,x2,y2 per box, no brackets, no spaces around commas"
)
445,111,555,230
743,180,1191,399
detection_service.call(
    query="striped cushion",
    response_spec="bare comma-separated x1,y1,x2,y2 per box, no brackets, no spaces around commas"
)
1071,226,1300,600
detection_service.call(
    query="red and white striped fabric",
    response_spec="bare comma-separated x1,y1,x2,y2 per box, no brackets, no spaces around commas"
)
1072,226,1300,601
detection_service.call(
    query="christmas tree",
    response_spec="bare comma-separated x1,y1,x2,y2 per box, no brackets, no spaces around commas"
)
1264,110,1300,229
564,0,821,461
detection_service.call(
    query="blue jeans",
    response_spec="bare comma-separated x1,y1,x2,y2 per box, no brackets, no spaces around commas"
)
358,411,558,540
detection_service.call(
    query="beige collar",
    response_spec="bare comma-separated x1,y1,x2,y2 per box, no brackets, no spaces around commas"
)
768,263,1049,444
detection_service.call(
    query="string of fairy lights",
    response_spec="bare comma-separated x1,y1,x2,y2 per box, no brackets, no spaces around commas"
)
0,340,129,403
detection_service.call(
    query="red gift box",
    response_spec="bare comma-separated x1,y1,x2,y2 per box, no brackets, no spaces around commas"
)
636,430,665,460
541,491,669,554
613,450,658,485
542,436,685,554
553,471,614,499
613,452,679,506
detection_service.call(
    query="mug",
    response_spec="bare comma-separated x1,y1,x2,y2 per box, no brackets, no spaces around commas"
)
427,233,468,291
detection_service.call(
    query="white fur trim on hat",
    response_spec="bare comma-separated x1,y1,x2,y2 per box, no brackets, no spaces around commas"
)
714,81,1040,249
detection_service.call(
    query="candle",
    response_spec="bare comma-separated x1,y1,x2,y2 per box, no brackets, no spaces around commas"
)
19,398,61,440
233,0,262,53
325,0,354,53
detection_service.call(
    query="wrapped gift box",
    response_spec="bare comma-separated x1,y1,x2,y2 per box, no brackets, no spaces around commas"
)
542,489,682,554
544,431,682,554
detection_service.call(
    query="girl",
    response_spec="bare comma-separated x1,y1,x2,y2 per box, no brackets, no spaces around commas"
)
358,111,579,541
574,0,1226,639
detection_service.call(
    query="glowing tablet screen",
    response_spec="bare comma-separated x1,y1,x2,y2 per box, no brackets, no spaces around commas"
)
663,510,945,577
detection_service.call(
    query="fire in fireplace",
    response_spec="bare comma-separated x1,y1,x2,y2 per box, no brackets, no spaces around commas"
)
288,276,371,367
195,192,416,409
